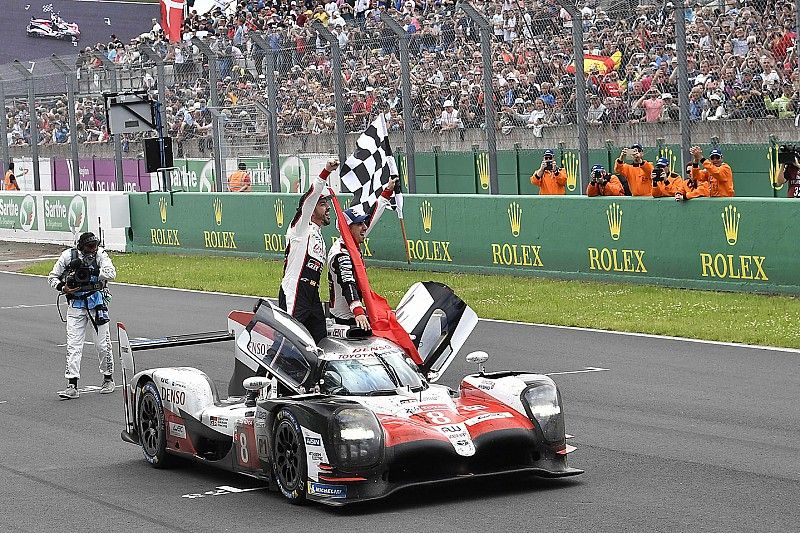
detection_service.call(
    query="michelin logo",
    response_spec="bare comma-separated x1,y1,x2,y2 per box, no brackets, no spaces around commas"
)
308,482,347,498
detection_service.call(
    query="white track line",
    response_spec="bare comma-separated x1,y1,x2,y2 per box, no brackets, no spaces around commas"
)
5,270,799,354
0,303,59,310
545,367,610,376
0,401,7,405
0,256,61,264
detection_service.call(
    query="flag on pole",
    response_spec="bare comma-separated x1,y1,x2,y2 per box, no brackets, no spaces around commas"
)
160,0,184,44
339,114,404,219
328,191,422,366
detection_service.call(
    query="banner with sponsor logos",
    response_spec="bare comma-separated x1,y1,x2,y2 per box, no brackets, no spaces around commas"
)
128,193,799,294
51,158,151,192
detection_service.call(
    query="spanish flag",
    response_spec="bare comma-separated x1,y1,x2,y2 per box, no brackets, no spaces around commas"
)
566,51,622,75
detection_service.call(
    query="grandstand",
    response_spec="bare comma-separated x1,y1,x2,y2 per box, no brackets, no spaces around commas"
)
2,0,798,190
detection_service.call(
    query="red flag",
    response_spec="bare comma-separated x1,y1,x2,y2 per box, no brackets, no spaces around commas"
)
329,192,423,366
160,0,184,44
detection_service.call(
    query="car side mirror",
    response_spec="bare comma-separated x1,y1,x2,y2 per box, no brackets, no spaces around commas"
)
466,351,489,375
243,376,270,407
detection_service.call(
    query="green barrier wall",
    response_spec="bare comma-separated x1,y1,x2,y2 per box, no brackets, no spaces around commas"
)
129,193,800,294
395,143,782,197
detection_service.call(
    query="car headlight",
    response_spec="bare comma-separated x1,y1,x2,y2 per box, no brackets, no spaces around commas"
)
330,408,383,468
522,379,565,443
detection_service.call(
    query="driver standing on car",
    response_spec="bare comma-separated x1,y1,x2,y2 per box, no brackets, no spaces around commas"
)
47,232,117,400
328,177,398,330
278,158,339,343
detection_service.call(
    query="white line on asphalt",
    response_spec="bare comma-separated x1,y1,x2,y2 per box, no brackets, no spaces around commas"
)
57,340,119,347
0,256,60,264
182,485,268,499
545,367,610,376
77,384,123,394
0,303,59,310
5,271,800,354
0,401,7,405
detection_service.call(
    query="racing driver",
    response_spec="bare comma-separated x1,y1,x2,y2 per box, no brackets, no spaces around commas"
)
278,158,339,342
327,177,398,330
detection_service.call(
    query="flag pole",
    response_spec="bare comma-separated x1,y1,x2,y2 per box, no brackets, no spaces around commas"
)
399,218,411,264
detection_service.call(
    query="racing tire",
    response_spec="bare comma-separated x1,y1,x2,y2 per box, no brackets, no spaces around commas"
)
272,408,307,504
137,381,175,469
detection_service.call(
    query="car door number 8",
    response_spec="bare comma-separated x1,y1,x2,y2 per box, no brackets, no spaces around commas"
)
239,432,249,464
427,411,451,425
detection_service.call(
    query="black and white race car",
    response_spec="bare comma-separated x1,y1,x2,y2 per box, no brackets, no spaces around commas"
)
117,282,582,506
26,13,80,41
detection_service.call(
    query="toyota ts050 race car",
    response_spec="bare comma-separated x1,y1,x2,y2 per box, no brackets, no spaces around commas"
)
116,282,582,506
26,13,80,41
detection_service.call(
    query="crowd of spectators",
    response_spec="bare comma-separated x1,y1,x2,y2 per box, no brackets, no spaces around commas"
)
4,0,800,148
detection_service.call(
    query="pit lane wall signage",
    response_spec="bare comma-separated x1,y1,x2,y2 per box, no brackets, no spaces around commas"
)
127,194,800,294
0,192,128,251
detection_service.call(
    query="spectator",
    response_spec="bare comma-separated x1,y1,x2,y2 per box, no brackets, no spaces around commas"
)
690,146,735,197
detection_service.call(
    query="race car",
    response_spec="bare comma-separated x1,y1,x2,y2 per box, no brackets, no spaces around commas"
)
117,282,582,506
26,13,80,41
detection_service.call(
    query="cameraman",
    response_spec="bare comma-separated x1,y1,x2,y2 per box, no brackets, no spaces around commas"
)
775,150,800,198
530,149,567,195
586,165,624,196
677,163,710,201
47,232,116,400
650,157,686,198
614,143,653,196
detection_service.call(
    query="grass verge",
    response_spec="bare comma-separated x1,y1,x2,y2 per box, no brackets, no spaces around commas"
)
23,253,800,349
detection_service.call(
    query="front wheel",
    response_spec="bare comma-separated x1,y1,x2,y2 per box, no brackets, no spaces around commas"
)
272,408,307,503
137,381,174,468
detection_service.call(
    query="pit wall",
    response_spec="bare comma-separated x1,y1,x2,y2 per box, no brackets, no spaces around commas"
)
127,193,799,295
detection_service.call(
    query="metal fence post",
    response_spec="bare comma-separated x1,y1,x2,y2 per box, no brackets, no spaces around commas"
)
380,12,416,193
12,61,40,190
312,21,348,167
557,0,588,193
51,55,81,191
459,2,498,194
249,33,281,193
92,52,124,191
675,0,691,172
0,76,8,174
192,37,223,192
138,46,169,189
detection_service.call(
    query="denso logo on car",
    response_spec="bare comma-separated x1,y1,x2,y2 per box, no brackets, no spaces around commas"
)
308,482,347,498
161,387,185,406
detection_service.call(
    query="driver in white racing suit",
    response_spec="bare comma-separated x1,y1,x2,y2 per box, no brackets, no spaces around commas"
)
278,158,339,342
327,177,397,330
47,232,117,400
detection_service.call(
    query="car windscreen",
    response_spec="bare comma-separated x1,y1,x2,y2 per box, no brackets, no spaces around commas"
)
320,351,425,396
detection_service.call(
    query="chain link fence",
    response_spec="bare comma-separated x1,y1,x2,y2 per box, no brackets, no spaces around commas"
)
2,0,799,193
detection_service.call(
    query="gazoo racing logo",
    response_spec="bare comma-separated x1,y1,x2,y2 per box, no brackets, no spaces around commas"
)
588,202,648,274
19,195,36,231
490,201,544,269
67,195,86,233
699,205,767,281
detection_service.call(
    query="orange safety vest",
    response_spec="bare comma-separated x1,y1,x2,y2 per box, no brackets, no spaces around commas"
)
614,159,653,196
530,168,567,195
651,172,685,198
4,170,20,191
586,175,625,196
228,170,251,192
701,160,734,197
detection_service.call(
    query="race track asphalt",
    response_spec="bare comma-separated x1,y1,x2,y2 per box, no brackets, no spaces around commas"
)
1,272,798,532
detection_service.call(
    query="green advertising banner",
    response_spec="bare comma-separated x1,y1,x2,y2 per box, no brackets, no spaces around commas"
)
237,156,311,193
43,195,87,233
0,195,38,231
128,193,800,294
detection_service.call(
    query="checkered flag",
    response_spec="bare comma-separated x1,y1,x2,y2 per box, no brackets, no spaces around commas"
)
340,114,403,218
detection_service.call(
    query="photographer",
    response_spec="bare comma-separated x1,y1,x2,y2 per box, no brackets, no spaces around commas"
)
677,163,710,201
47,232,116,400
650,157,686,198
614,143,653,196
775,146,800,198
530,149,567,195
586,165,624,196
690,146,735,197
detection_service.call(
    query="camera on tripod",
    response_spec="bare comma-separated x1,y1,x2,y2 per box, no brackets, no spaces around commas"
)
778,144,800,165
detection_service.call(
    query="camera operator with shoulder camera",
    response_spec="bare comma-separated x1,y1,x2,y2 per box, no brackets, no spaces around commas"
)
650,157,686,198
530,149,567,195
614,143,654,196
775,145,800,198
47,232,116,400
586,164,625,196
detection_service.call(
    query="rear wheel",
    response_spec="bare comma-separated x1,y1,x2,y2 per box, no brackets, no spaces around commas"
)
272,408,307,503
137,381,174,468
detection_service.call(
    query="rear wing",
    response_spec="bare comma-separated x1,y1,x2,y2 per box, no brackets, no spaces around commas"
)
116,322,234,440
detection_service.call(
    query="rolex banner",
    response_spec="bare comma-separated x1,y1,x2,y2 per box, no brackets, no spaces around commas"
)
128,194,800,295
